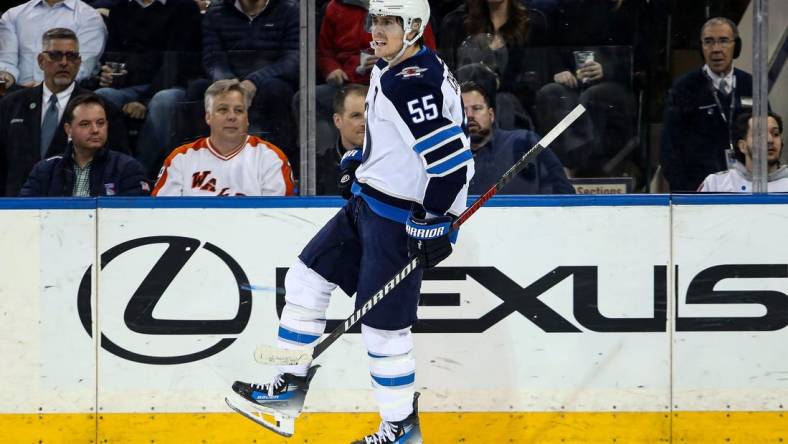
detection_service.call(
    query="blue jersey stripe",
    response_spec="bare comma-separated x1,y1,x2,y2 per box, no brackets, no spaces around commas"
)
426,149,473,175
371,372,416,387
277,326,320,345
413,125,463,153
423,138,466,166
352,182,412,224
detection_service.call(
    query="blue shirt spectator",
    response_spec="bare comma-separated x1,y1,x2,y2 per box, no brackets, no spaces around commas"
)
0,0,106,86
462,81,574,195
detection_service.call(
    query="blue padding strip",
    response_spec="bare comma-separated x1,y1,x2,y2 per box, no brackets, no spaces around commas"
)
371,373,415,387
97,196,348,208
277,326,320,345
671,193,788,205
0,198,96,209
413,126,463,153
426,150,473,175
5,194,788,210
465,194,670,207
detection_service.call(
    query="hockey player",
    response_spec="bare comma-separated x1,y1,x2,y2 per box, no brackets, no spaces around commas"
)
151,79,294,196
227,0,474,442
698,111,787,192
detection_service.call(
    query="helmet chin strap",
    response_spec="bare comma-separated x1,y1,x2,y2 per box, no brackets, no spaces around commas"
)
372,29,420,66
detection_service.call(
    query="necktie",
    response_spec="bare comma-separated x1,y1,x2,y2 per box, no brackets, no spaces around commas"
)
40,94,59,158
718,79,729,96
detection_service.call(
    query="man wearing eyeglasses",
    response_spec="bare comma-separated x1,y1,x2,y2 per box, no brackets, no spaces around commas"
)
0,28,128,196
661,17,754,192
0,0,106,93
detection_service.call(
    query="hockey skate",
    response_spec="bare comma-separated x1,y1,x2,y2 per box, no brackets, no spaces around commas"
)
225,365,320,437
351,392,423,444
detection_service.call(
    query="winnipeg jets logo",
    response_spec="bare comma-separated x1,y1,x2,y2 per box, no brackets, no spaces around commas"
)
396,65,427,79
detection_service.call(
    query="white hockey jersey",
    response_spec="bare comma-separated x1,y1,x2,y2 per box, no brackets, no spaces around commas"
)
354,47,474,221
698,162,788,192
152,136,294,196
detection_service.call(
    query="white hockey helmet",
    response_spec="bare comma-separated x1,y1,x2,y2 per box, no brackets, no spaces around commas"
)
368,0,430,48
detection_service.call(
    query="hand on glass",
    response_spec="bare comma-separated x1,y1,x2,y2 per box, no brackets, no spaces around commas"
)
326,69,349,86
576,61,603,83
99,64,126,87
357,55,379,74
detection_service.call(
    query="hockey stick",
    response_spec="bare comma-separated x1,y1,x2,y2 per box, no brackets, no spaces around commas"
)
255,104,587,366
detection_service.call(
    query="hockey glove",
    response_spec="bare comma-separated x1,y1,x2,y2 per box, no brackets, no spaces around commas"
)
338,149,363,199
406,208,453,268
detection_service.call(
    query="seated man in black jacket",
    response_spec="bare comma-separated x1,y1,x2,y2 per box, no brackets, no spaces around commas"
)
20,93,149,196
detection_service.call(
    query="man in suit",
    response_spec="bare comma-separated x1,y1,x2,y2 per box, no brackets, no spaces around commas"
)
0,27,128,196
661,17,753,192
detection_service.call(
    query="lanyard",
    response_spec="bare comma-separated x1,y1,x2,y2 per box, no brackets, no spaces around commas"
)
711,84,737,150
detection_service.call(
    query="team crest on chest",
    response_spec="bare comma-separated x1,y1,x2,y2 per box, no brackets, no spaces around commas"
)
396,65,428,79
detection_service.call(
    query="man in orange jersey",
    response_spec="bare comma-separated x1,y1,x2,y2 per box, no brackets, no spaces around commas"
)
152,79,294,196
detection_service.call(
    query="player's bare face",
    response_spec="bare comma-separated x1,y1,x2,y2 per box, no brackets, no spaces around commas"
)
206,90,249,145
370,15,405,60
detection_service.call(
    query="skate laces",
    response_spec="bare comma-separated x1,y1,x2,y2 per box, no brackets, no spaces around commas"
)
250,374,286,397
364,421,398,444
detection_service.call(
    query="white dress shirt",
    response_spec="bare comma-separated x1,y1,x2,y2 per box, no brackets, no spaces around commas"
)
703,64,736,95
0,0,107,84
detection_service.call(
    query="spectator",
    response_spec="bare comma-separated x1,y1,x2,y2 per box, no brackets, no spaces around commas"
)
0,0,106,93
534,47,634,177
197,0,300,164
152,79,294,196
530,0,649,183
438,0,547,91
699,112,787,192
93,0,202,178
0,28,128,196
316,83,367,195
462,81,574,194
20,93,149,196
661,17,753,192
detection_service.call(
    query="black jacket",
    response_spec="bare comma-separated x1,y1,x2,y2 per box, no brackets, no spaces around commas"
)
19,144,149,197
661,67,753,191
0,84,130,196
100,0,203,100
202,0,300,88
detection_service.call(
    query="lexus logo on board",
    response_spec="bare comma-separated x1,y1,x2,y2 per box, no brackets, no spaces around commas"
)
77,236,252,365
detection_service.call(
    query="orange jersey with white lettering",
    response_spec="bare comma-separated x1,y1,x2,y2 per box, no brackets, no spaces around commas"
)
152,136,294,196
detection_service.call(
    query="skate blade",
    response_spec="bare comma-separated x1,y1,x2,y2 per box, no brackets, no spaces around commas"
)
225,396,295,437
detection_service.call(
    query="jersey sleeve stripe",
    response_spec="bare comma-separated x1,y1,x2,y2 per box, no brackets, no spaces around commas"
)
413,124,463,153
426,149,473,175
422,137,466,165
250,136,295,196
